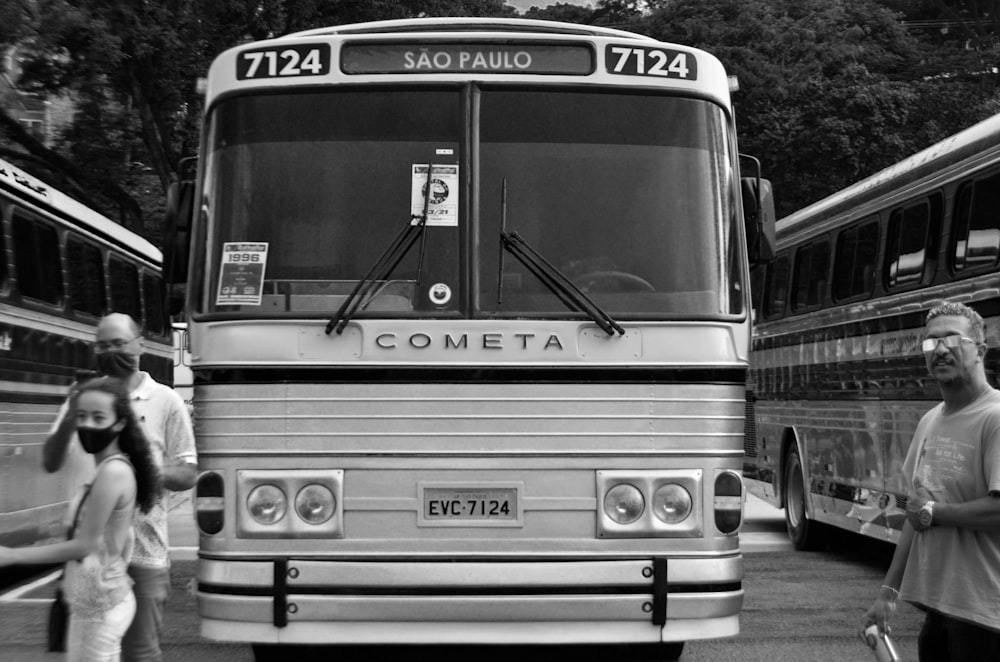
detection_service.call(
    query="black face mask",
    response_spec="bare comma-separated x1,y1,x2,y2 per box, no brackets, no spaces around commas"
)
77,425,120,454
96,351,138,377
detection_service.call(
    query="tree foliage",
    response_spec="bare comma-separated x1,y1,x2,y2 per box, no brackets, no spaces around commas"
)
1,0,999,231
637,0,999,214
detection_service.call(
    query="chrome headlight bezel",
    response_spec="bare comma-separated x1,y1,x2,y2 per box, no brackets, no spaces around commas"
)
596,470,703,538
237,469,344,539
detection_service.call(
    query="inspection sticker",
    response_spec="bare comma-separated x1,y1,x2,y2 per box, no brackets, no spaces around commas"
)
216,242,268,306
411,164,459,227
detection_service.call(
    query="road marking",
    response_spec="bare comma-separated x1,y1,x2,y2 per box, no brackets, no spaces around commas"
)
0,570,60,602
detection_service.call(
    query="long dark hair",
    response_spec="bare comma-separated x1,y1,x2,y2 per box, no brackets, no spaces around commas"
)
77,377,161,513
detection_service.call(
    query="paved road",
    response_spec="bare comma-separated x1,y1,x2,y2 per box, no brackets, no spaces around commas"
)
3,496,922,661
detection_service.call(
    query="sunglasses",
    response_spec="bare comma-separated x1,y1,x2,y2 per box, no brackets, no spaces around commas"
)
921,335,978,353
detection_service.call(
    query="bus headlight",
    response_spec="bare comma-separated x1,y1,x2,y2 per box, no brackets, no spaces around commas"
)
603,483,645,524
295,484,336,525
247,484,287,524
652,484,692,524
597,470,702,538
238,470,343,539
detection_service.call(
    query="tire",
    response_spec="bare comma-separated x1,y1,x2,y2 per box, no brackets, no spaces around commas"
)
663,642,685,660
783,445,826,551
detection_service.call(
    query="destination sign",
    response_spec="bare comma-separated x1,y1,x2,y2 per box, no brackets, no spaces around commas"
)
341,42,595,75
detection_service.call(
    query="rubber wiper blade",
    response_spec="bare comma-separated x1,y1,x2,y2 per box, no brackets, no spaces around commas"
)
500,230,624,336
325,167,434,335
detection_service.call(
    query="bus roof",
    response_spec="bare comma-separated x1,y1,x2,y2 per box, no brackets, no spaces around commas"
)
284,17,658,41
777,111,1000,237
205,18,731,111
0,157,162,261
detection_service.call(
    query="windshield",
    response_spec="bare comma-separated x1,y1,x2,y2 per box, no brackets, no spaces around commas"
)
199,87,741,319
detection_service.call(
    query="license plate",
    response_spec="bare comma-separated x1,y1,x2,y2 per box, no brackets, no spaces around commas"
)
419,485,521,527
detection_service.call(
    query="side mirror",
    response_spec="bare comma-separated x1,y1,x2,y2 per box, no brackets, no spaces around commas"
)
739,154,776,265
162,162,197,317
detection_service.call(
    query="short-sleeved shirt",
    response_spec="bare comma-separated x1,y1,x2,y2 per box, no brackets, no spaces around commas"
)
899,387,1000,632
128,372,197,568
51,372,197,569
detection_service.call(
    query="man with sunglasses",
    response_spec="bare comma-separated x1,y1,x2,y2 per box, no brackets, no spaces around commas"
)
865,301,1000,661
44,312,196,662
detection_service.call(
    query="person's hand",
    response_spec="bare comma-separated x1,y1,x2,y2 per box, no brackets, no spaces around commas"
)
864,586,898,635
906,487,934,531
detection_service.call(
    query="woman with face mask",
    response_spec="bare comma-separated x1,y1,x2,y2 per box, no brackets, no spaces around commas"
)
0,377,160,661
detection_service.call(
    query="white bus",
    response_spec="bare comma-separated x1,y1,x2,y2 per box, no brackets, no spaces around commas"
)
0,157,170,559
170,18,774,660
746,112,1000,550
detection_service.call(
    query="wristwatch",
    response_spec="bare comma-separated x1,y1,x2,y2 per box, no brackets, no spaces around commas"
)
918,501,935,528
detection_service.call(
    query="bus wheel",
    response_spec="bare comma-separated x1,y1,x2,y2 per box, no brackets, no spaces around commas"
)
662,642,685,660
784,446,825,551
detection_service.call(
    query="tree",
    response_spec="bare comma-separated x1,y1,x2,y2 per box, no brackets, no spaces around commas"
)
5,0,520,237
523,3,595,23
638,0,998,214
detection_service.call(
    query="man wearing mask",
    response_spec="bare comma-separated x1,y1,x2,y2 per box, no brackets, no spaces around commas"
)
44,313,197,662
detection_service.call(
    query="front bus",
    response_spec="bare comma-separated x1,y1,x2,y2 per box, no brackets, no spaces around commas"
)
178,18,774,661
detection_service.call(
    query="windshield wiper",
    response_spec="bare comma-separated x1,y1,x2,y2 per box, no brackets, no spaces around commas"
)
325,166,434,335
500,229,624,337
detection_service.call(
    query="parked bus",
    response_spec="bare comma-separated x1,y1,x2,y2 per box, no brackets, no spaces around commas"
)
172,321,193,414
170,18,774,660
0,157,171,561
746,112,1000,550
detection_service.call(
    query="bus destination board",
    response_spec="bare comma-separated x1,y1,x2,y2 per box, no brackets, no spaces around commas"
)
342,42,594,75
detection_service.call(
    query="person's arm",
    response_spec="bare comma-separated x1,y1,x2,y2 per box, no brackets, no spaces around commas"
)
42,398,75,473
908,418,1000,532
909,494,1000,531
162,391,198,492
0,461,132,566
162,461,197,491
864,521,915,635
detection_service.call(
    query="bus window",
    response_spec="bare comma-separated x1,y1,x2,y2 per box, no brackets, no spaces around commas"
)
477,91,735,317
67,237,107,317
203,89,461,315
885,196,940,288
142,272,166,336
791,238,830,311
763,253,789,319
12,209,63,304
833,218,878,301
109,255,141,321
952,171,1000,272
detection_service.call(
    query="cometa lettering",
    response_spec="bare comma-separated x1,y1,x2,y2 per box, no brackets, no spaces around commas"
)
375,332,564,351
403,49,533,71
